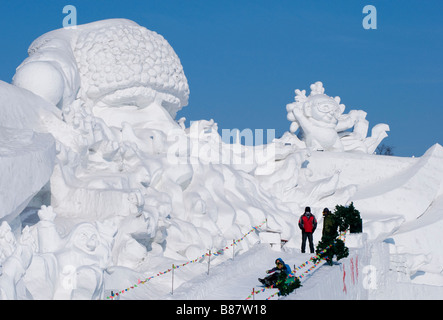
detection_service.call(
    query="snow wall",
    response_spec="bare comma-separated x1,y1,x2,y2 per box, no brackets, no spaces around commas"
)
0,81,57,224
294,234,443,300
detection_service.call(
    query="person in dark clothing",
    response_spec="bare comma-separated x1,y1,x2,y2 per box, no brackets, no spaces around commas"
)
298,207,317,253
259,258,291,287
321,207,337,240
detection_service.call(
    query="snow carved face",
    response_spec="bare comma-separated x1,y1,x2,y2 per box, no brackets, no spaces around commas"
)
304,94,341,125
71,224,100,255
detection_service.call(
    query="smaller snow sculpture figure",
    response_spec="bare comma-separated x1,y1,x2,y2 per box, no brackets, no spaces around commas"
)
26,205,117,300
286,81,389,153
0,222,35,300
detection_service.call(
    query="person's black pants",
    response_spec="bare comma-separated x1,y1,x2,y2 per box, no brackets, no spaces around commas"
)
264,272,279,287
301,231,314,253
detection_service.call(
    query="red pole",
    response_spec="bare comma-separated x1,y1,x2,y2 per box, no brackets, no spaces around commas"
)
171,264,174,295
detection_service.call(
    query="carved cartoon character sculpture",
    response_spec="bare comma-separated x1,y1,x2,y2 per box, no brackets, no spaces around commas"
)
290,93,345,152
54,223,106,299
286,81,389,153
28,206,115,300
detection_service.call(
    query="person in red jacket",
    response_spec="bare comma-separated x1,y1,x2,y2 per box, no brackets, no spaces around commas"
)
298,207,317,253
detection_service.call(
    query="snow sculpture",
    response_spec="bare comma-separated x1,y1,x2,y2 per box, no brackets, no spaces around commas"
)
9,18,297,282
186,119,281,175
13,19,189,120
21,205,117,299
0,126,56,221
255,150,357,212
0,222,35,299
286,81,389,153
1,16,442,299
11,19,190,221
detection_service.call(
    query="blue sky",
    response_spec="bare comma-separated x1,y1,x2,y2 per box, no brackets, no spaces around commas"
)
1,0,442,157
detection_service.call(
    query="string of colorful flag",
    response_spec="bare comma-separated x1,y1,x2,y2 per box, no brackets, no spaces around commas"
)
106,219,268,299
244,249,329,300
246,257,327,300
246,231,347,300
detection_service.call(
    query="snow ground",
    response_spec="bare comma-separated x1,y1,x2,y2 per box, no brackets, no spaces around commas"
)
109,236,443,300
110,243,322,300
